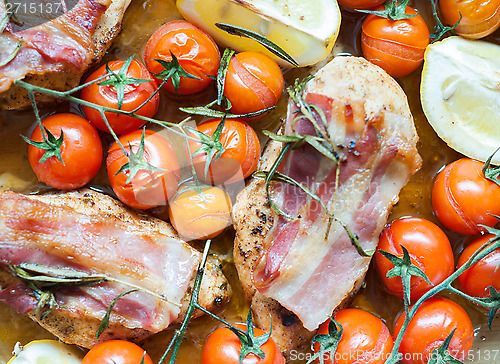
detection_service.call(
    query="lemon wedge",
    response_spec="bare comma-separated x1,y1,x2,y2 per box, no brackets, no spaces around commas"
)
420,36,500,164
176,0,341,67
8,340,83,364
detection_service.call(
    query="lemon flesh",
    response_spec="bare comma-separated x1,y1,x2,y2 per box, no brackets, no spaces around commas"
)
8,340,83,364
176,0,341,67
420,36,500,164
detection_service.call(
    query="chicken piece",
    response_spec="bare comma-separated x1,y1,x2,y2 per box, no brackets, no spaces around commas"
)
0,189,230,348
232,56,422,355
0,0,132,110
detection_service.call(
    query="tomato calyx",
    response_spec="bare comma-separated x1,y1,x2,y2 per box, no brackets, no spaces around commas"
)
482,147,500,187
357,0,417,21
427,329,463,364
378,245,432,313
97,56,152,110
309,317,343,364
22,127,65,165
429,0,461,43
153,51,201,95
188,118,226,180
226,309,273,364
115,128,166,184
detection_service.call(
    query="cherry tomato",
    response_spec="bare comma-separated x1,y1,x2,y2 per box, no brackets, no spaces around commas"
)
314,309,394,364
202,323,285,364
168,185,232,241
27,113,102,190
393,297,474,364
432,158,500,235
439,0,500,39
457,234,500,298
106,129,180,210
224,52,284,116
81,59,159,135
82,340,153,364
375,217,454,302
189,118,261,184
143,20,220,95
361,6,430,78
338,0,385,10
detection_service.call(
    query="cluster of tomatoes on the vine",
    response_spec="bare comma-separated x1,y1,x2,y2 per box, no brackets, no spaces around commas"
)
26,20,284,241
347,0,499,78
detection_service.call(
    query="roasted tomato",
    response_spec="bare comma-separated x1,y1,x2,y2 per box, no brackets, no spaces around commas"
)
457,234,500,298
202,323,285,364
375,217,454,302
224,52,284,116
27,113,102,190
143,20,220,95
81,59,159,135
189,118,261,184
168,185,232,240
439,0,500,39
106,129,180,210
82,340,153,364
361,5,430,78
314,309,394,364
393,297,474,364
432,158,500,235
338,0,385,10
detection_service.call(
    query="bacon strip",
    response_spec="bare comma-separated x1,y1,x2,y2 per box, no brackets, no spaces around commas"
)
0,0,109,92
0,191,199,333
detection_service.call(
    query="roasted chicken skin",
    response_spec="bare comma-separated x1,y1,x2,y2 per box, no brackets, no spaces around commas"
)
232,56,422,355
0,189,230,348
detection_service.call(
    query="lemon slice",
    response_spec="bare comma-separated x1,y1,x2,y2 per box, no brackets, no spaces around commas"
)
176,0,341,67
420,36,500,164
8,340,83,364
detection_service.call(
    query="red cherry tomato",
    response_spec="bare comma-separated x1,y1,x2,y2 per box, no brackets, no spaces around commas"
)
393,297,474,364
375,217,454,302
432,158,500,235
82,340,153,364
81,59,159,135
106,129,180,210
457,234,500,298
27,113,102,190
314,309,394,364
361,6,430,78
338,0,385,10
168,185,232,241
202,323,285,364
143,20,220,95
439,0,500,39
189,118,261,184
224,52,284,116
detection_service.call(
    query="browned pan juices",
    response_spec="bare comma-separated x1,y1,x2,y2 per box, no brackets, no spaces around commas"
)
0,0,499,362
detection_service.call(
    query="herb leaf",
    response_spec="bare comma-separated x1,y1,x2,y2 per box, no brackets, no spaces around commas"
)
217,48,236,107
96,289,138,339
307,317,343,364
179,105,275,119
153,51,201,95
215,23,298,67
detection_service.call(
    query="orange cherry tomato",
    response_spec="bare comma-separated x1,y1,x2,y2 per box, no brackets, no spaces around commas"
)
432,158,500,235
81,59,159,135
168,185,232,241
82,340,153,364
143,20,220,95
106,129,180,210
314,309,394,364
202,323,285,364
27,113,103,190
439,0,500,39
338,0,385,10
224,52,284,116
361,6,430,78
457,234,500,298
375,217,454,302
189,118,261,184
393,297,474,364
